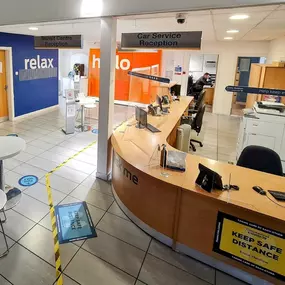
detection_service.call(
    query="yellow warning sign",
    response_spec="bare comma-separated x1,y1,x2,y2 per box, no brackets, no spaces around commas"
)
213,212,285,281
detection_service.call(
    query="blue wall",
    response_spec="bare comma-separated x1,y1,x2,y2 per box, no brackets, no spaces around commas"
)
0,32,58,117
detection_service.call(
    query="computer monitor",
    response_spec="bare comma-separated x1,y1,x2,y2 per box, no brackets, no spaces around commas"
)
170,84,181,96
135,107,147,129
135,106,140,121
195,163,223,193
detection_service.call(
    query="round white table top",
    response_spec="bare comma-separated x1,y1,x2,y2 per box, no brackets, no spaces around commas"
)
0,190,7,209
0,136,26,160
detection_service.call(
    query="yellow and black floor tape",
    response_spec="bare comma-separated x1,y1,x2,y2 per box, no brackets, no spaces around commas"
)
45,140,97,285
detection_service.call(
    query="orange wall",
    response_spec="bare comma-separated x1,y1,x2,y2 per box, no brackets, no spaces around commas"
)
88,49,162,104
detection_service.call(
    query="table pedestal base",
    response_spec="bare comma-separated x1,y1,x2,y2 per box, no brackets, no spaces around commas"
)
4,185,22,210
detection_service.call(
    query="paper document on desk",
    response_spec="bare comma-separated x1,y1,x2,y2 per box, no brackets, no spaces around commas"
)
166,150,186,171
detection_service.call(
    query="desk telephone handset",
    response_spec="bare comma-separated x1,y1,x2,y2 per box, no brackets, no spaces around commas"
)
148,104,159,116
162,95,170,105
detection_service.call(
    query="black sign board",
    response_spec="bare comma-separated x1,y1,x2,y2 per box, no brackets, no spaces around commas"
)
225,86,285,97
121,31,202,50
128,71,170,84
34,35,82,49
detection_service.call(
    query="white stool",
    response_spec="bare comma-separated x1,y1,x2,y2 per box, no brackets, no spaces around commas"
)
0,191,9,257
83,103,97,130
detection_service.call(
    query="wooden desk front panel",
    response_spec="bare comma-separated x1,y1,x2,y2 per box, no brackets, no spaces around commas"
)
177,190,285,284
112,151,180,238
204,88,215,105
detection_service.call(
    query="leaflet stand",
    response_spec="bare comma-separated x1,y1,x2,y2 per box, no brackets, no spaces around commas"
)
62,89,76,135
74,74,80,99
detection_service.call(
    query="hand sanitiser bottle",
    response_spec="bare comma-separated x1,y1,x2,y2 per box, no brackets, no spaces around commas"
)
160,144,167,168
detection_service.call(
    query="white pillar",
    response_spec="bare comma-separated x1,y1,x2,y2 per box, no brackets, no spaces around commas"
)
96,17,117,181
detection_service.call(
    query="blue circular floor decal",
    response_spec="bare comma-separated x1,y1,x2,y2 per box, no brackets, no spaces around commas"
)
18,175,38,187
92,129,99,134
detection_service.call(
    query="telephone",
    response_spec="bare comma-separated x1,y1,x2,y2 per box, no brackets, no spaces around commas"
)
162,95,170,105
148,104,160,116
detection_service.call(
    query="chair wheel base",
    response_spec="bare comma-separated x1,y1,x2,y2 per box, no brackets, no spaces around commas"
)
190,142,196,152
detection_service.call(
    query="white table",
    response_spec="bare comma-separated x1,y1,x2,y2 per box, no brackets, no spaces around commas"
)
0,137,26,209
77,97,97,131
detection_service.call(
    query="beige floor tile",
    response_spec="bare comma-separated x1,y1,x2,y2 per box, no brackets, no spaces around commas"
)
83,229,145,276
65,249,135,285
139,254,209,285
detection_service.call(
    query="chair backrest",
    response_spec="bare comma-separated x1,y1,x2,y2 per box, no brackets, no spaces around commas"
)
187,76,194,96
237,145,283,176
195,90,206,110
191,104,206,134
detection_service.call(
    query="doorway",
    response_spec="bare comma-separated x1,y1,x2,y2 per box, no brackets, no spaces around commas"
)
0,50,8,122
188,54,219,113
231,56,261,116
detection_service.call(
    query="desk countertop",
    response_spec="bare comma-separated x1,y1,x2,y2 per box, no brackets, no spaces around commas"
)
111,97,285,223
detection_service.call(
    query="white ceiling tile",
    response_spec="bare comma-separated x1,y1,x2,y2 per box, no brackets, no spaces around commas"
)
212,5,279,15
267,9,285,19
255,18,285,29
278,4,285,10
241,29,284,41
212,11,273,32
0,6,284,43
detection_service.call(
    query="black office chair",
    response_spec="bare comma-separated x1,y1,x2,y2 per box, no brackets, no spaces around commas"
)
187,75,194,96
237,146,283,176
190,104,206,152
189,90,206,115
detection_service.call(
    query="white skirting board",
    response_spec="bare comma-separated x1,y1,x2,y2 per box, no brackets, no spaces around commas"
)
12,105,59,122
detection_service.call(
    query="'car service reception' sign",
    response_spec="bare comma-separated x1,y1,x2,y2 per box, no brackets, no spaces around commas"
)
121,31,202,49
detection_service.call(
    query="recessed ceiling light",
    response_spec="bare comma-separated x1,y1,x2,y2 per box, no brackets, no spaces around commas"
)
229,14,249,20
28,27,38,31
224,37,233,40
227,29,239,34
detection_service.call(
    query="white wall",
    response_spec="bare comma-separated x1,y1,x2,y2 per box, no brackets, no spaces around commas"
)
189,54,218,81
267,36,285,64
162,41,269,115
59,40,99,79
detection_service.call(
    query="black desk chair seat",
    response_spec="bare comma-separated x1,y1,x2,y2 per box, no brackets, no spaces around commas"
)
237,145,283,176
190,104,206,152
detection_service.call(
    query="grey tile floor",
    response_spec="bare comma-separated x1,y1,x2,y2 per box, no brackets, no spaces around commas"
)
0,105,247,285
192,112,241,164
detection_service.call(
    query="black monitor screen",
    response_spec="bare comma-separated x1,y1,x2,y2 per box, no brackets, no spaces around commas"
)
139,108,147,127
135,107,147,127
195,163,223,192
135,106,140,121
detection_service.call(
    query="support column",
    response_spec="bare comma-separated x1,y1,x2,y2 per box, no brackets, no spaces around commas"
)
96,17,117,181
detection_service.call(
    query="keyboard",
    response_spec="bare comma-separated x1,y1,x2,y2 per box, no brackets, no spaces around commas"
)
147,124,161,133
268,190,285,201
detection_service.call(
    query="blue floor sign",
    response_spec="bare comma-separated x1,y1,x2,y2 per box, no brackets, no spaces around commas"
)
55,202,97,244
18,175,38,186
92,129,99,134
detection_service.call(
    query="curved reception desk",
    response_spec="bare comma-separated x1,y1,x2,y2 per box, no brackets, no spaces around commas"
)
111,97,285,285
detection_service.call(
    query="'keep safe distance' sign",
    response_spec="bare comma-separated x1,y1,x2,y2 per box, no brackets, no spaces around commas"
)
213,212,285,281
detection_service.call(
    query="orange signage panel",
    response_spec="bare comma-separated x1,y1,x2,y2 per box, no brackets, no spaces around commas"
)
88,49,162,104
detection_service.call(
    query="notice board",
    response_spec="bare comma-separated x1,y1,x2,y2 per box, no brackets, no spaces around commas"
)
213,212,285,281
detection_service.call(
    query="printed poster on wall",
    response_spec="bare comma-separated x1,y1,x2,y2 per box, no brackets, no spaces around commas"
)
213,212,285,281
88,49,162,104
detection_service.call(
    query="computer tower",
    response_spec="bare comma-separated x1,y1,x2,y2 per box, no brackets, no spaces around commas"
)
176,124,191,153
